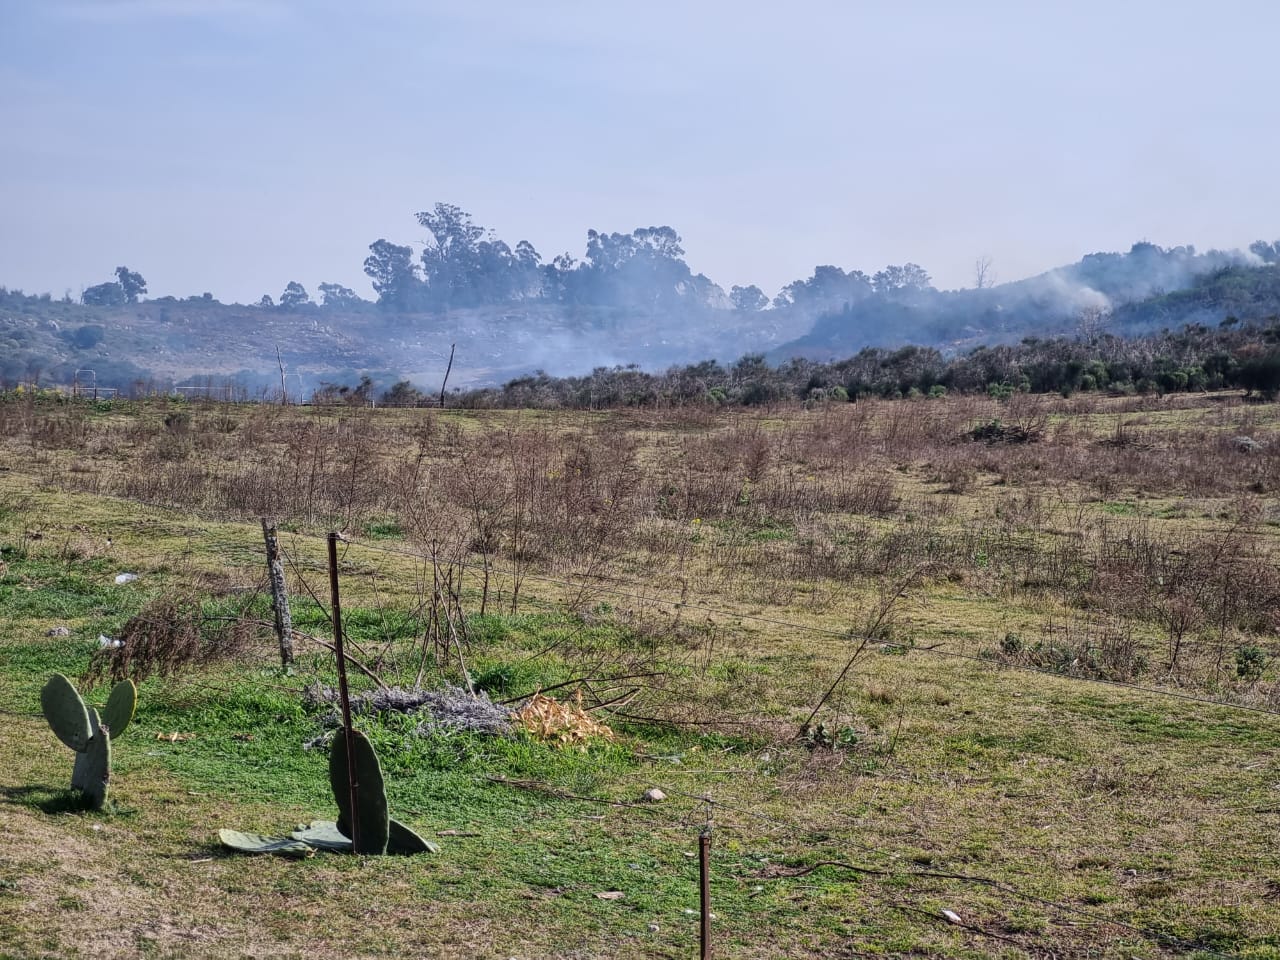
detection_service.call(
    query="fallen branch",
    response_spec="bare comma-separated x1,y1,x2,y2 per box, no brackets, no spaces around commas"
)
756,860,997,885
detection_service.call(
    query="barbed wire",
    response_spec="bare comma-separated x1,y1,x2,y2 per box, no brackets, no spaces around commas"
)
477,771,1238,959
265,529,1280,720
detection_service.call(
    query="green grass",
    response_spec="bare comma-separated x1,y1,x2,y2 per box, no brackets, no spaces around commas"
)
360,518,405,540
1100,501,1140,516
1,400,1279,958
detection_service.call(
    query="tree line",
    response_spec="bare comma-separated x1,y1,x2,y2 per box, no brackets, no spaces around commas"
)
359,203,935,315
439,319,1280,409
59,206,1280,366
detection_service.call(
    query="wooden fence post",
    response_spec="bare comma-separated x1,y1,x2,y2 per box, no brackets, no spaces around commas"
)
261,518,294,667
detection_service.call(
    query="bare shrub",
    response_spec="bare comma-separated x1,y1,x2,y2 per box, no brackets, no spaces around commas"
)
997,617,1147,683
84,594,258,687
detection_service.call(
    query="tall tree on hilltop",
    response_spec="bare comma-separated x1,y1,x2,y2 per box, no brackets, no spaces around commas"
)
279,281,311,309
871,263,933,295
416,203,485,307
318,282,364,308
82,282,125,307
731,284,769,312
364,239,422,310
114,266,147,303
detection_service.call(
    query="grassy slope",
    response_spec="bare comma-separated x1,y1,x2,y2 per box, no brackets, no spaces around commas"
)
0,401,1279,958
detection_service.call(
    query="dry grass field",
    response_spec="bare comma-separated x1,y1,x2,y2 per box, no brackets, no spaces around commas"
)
1,389,1278,959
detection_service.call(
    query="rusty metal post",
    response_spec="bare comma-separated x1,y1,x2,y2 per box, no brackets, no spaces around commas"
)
699,827,712,959
327,532,361,853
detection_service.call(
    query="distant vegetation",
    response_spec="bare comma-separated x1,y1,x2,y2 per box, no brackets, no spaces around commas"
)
458,319,1280,408
1,206,1279,392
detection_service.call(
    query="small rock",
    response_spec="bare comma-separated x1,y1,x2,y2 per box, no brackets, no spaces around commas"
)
46,626,71,637
641,788,667,803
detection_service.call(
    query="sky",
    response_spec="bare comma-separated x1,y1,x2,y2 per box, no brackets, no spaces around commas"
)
2,0,1278,304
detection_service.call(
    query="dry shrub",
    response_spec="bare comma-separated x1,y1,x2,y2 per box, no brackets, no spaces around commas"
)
865,683,896,705
939,459,978,495
996,616,1147,683
84,594,256,687
1079,759,1165,796
512,691,615,745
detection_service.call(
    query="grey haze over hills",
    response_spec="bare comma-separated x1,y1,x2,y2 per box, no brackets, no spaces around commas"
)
2,227,1279,395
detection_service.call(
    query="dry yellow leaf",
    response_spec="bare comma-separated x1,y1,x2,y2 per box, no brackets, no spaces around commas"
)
512,690,614,745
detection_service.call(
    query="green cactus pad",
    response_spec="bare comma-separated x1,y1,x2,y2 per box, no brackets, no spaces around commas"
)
328,728,389,855
70,719,111,809
101,679,137,740
387,817,439,855
41,674,91,751
290,821,352,852
218,829,313,857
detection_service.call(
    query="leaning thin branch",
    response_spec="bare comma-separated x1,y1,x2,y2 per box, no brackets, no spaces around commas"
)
497,671,666,705
797,562,930,737
292,629,390,690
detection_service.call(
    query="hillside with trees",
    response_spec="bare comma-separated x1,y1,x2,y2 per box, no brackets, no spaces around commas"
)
1,205,1278,395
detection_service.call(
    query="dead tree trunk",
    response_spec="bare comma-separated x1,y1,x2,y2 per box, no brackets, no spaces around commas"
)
261,517,294,666
439,343,455,407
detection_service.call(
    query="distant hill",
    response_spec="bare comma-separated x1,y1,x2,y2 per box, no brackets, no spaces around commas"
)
0,291,794,396
3,237,1279,396
771,244,1280,361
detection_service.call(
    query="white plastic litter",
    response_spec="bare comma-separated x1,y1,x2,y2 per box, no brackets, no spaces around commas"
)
98,634,122,649
114,573,139,584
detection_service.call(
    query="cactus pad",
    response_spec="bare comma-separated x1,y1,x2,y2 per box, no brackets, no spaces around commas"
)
70,713,111,809
328,728,389,855
101,680,137,740
290,821,352,852
218,829,313,857
387,817,439,855
41,674,91,751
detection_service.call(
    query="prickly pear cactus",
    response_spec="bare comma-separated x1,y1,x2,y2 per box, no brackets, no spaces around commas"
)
290,821,352,852
70,708,111,808
221,737,436,859
41,674,134,809
328,728,389,855
101,680,137,740
41,674,91,751
387,816,439,855
218,829,312,857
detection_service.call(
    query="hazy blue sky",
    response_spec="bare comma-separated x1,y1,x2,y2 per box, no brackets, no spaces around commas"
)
2,0,1278,303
